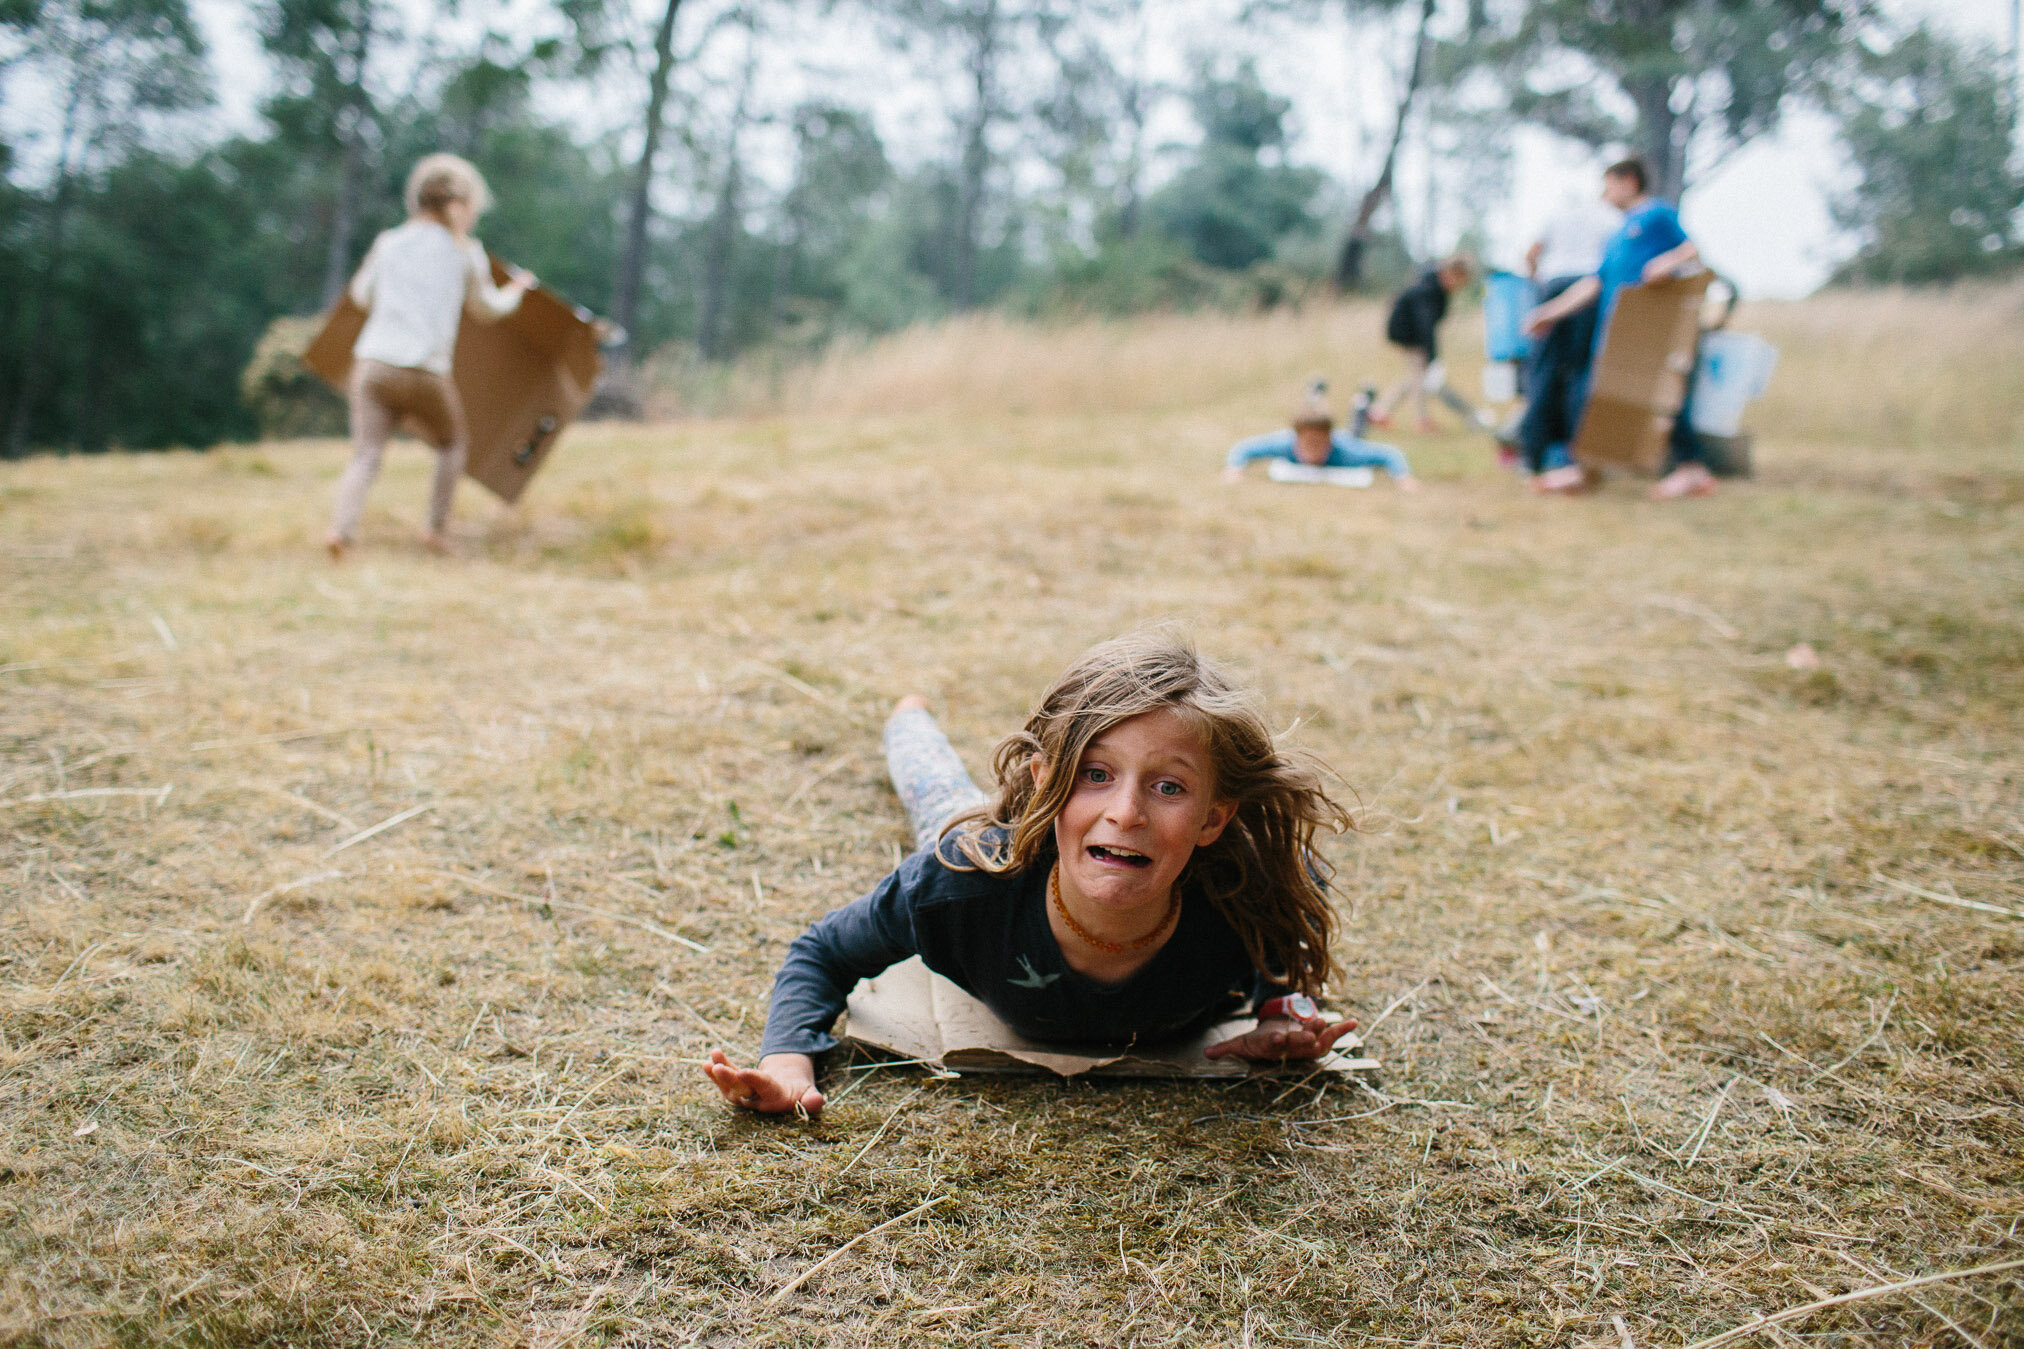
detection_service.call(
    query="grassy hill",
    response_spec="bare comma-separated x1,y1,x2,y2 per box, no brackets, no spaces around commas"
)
3,285,2021,1345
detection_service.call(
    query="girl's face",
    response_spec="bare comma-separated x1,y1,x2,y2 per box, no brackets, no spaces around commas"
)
1043,708,1236,921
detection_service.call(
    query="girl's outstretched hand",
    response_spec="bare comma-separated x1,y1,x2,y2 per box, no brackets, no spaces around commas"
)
704,1049,825,1117
1205,1013,1358,1063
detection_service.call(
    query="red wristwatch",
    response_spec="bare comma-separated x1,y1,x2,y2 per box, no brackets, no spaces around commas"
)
1256,993,1319,1022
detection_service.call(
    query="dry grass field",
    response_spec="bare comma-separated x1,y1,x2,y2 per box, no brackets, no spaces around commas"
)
3,285,2022,1347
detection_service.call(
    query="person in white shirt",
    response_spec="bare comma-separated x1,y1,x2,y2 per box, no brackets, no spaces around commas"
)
325,153,535,559
1526,199,1621,291
1512,198,1621,476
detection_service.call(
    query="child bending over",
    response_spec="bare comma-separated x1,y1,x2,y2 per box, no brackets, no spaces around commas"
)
325,153,535,559
705,632,1360,1116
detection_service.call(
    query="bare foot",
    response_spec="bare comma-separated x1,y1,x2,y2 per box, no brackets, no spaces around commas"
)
419,530,451,556
324,534,348,562
1650,464,1717,500
894,694,931,714
1532,465,1597,496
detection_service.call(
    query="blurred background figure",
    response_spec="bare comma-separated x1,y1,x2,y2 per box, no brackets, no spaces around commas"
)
1512,195,1621,476
1368,256,1490,434
1222,378,1419,490
325,154,535,559
1524,158,1711,499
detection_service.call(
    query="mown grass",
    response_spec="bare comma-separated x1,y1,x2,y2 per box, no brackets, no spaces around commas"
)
2,286,2021,1347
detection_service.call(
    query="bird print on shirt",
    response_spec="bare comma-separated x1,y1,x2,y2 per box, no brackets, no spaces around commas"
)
1009,955,1060,989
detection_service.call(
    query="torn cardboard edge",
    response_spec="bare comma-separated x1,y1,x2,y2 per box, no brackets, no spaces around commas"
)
842,956,1379,1080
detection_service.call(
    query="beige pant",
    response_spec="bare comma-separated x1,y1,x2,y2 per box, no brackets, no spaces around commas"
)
329,359,468,542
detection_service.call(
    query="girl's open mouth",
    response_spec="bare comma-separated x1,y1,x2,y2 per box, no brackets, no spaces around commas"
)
1087,844,1152,868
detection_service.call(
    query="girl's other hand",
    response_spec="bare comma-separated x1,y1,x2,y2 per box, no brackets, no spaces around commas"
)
1204,1013,1357,1063
704,1049,825,1116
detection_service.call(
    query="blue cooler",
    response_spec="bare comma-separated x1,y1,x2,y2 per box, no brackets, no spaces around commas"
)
1483,271,1536,363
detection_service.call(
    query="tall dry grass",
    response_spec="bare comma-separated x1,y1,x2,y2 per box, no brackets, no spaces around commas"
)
662,282,2024,460
1748,282,2024,452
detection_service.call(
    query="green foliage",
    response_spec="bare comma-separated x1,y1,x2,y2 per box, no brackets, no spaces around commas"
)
1485,0,1859,199
1028,233,1231,316
241,315,346,439
1145,63,1324,272
1831,27,2024,286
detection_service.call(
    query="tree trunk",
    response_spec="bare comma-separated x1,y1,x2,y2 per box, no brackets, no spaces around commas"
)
1333,0,1435,293
697,54,755,363
764,217,796,344
318,21,373,309
320,122,362,308
611,0,685,379
1116,67,1148,238
951,0,999,309
1628,72,1685,200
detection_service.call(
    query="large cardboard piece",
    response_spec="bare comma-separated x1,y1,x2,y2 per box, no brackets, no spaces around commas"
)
843,956,1380,1079
302,257,602,504
1572,272,1711,476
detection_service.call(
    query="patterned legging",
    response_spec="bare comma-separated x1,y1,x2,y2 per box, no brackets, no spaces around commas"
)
330,359,469,542
883,705,989,852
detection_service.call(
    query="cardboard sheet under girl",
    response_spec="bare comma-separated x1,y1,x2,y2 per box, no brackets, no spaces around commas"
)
703,633,1380,1114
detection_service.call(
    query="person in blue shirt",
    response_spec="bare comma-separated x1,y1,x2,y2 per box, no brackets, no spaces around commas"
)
1522,158,1714,500
1220,380,1420,490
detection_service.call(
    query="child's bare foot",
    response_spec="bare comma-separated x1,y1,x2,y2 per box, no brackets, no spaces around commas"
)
895,694,931,714
1650,463,1717,500
324,534,348,562
1532,465,1596,495
419,530,451,556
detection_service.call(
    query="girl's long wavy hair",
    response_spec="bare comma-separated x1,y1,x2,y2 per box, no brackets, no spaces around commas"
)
944,631,1353,995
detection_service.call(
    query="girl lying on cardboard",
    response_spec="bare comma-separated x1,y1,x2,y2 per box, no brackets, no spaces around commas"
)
704,631,1360,1116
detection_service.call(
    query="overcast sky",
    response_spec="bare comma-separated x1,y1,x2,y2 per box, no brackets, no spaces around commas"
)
190,0,2019,301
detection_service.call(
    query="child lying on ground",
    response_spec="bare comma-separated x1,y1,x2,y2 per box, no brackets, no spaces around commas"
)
705,632,1360,1116
1220,381,1419,490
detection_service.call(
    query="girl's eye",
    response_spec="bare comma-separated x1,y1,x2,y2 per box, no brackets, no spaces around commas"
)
1083,767,1110,784
1154,780,1184,798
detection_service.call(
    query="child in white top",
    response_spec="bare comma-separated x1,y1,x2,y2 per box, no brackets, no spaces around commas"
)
325,154,534,559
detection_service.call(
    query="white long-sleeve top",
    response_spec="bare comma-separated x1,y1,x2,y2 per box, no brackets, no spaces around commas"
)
1533,202,1623,282
348,219,522,375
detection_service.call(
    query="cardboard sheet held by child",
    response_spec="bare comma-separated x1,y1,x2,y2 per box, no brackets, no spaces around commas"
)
843,956,1380,1079
1572,271,1711,476
303,255,602,504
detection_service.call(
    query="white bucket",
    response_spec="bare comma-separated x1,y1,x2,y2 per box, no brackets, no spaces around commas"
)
1481,361,1518,403
1691,331,1779,436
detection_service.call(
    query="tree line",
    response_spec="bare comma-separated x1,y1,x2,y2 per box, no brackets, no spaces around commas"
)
0,0,2018,453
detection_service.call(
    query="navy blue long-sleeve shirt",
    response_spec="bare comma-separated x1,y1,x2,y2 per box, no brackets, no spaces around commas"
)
758,832,1287,1058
